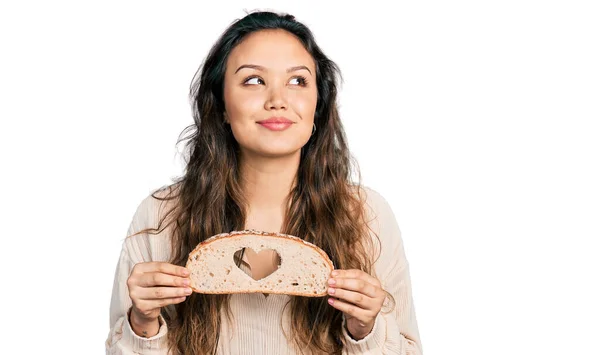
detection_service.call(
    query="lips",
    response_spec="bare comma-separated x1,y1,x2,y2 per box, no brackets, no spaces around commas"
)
257,117,294,131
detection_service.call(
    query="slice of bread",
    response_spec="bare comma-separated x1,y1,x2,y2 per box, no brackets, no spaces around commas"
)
185,230,334,297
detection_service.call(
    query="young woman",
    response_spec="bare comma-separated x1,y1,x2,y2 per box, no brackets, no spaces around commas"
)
106,11,422,355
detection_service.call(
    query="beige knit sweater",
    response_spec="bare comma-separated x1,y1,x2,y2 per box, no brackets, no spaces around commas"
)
106,187,422,354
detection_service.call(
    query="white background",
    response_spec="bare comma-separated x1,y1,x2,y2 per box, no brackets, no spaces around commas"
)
1,1,598,354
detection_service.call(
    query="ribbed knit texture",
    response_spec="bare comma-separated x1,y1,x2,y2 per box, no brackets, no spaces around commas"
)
105,187,422,354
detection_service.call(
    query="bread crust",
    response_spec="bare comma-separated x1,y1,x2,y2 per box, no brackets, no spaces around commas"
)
186,230,335,297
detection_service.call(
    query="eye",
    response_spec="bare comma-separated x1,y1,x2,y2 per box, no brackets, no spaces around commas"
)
289,76,308,86
243,76,264,85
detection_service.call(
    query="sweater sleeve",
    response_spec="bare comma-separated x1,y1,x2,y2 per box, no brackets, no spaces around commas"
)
105,195,170,355
343,188,423,355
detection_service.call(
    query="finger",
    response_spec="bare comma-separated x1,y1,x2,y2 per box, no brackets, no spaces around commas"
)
134,262,190,277
327,287,377,312
328,277,380,298
331,269,381,288
138,272,190,288
327,297,371,324
135,296,188,311
135,286,193,300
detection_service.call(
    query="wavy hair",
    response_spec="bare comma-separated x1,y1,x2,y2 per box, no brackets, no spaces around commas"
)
139,11,379,354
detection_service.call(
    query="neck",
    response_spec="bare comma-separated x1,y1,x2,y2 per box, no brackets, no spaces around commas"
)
239,150,300,217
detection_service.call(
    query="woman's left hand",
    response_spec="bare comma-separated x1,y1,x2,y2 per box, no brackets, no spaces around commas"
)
327,269,387,340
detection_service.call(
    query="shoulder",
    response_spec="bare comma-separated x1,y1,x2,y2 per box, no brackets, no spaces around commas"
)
360,185,390,210
127,183,180,236
353,184,397,228
354,184,406,258
122,184,180,262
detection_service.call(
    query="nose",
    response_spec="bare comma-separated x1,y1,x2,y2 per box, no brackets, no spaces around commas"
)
264,86,288,111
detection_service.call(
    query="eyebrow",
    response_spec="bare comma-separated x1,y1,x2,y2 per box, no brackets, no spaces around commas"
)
234,64,312,75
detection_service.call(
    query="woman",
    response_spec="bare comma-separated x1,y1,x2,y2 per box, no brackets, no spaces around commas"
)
106,11,422,355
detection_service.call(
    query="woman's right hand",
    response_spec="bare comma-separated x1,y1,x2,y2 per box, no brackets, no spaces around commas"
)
127,262,192,323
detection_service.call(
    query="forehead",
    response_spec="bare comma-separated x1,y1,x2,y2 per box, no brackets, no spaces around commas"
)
226,29,315,73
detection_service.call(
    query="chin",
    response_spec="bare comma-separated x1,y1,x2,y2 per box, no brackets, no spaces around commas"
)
244,142,308,158
239,136,311,158
255,147,303,158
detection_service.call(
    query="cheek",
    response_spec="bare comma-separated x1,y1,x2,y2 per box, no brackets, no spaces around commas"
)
224,87,263,120
235,96,260,114
291,91,318,120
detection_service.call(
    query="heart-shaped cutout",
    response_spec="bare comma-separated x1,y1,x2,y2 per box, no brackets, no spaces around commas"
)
233,247,281,281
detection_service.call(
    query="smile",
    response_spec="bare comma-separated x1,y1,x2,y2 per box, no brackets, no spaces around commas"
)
257,122,294,131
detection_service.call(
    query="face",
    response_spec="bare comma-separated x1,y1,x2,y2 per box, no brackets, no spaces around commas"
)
223,29,318,159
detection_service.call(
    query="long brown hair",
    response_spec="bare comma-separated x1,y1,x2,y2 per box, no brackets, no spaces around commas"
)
138,11,380,354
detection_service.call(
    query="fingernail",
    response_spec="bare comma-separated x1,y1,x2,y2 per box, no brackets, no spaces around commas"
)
328,278,336,285
185,288,192,294
328,298,334,305
182,269,190,276
183,279,190,286
328,287,335,295
331,270,339,277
